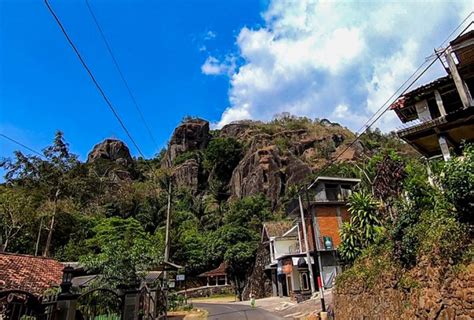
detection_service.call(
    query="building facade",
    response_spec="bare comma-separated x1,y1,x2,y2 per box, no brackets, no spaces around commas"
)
391,30,474,160
263,176,360,301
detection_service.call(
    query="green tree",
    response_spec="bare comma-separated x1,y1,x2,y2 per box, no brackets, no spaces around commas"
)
1,131,81,256
80,217,164,287
0,187,38,252
204,137,242,184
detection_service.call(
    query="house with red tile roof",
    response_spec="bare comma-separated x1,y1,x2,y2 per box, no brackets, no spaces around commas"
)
0,252,64,296
198,262,228,286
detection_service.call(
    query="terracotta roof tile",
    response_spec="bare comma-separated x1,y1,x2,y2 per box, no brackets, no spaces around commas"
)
0,253,64,296
199,262,227,277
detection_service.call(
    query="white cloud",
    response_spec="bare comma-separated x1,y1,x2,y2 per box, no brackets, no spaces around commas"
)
205,0,473,131
201,56,236,76
204,30,217,40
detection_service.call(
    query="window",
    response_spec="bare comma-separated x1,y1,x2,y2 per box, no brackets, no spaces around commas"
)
340,184,352,200
300,273,309,291
325,184,339,201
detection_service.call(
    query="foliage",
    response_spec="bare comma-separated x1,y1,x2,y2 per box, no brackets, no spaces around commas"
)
224,194,272,233
203,137,242,183
336,241,397,291
338,192,382,264
0,131,85,256
173,150,202,166
372,153,406,202
274,137,291,152
0,186,39,251
80,217,164,287
440,143,474,224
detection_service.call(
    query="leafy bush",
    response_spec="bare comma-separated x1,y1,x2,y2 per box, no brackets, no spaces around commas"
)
338,192,382,264
440,143,474,224
173,151,202,166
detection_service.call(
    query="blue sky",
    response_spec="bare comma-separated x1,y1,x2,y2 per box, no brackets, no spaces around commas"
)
0,0,266,160
1,0,472,164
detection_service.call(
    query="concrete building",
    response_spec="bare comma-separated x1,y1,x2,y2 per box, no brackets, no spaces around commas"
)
264,176,360,301
391,30,474,160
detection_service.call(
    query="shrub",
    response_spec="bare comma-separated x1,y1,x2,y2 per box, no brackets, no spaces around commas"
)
338,192,383,264
173,151,202,166
440,143,474,224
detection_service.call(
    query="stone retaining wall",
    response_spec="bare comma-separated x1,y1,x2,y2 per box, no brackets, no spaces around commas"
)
334,262,473,319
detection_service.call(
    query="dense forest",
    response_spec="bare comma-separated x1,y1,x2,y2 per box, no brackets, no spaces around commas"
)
4,114,468,298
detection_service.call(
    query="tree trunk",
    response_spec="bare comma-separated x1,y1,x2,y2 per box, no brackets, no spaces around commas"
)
35,216,44,256
43,189,59,257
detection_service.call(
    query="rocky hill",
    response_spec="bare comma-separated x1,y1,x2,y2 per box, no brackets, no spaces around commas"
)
157,116,366,209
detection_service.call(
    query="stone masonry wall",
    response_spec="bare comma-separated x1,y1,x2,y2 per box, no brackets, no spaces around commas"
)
334,262,473,319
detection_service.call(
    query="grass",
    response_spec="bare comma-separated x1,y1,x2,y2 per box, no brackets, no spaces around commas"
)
168,309,208,320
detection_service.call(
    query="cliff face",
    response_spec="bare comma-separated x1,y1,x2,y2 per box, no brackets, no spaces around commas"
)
160,118,361,207
162,118,210,168
86,117,364,206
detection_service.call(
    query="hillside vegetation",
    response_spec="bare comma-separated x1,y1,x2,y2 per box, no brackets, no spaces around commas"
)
0,114,417,295
334,144,473,319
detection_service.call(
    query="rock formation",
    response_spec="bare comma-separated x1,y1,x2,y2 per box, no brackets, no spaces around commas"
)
162,118,210,168
87,139,133,167
159,117,362,206
230,145,311,208
172,159,200,193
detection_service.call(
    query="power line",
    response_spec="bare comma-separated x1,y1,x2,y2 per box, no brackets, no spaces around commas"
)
84,0,159,150
304,14,474,191
44,0,147,159
0,133,45,158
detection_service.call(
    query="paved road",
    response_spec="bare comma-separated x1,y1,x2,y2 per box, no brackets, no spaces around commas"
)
194,303,285,320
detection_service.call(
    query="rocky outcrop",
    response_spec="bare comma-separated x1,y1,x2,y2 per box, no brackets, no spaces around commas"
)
230,145,311,208
220,121,254,139
162,119,210,167
87,139,133,166
173,159,200,193
334,262,474,320
242,243,273,300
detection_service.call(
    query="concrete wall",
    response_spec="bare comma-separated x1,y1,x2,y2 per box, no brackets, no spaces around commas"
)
274,238,299,260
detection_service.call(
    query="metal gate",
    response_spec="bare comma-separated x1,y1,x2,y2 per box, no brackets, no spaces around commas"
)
0,290,57,320
75,288,122,320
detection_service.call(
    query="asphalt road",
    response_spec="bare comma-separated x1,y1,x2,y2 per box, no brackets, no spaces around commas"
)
194,303,284,320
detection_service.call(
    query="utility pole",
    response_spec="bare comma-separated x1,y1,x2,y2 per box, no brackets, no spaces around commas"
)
164,180,172,263
298,195,316,294
163,180,172,282
305,191,326,312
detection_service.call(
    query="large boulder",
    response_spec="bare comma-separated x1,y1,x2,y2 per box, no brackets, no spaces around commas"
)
173,159,200,193
162,118,210,167
87,139,133,167
230,145,311,208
